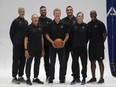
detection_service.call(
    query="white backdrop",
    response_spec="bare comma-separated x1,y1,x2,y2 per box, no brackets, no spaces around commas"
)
0,0,113,82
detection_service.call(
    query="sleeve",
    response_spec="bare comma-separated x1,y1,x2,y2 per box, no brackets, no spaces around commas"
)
9,20,17,44
45,23,50,35
25,26,30,37
101,22,107,34
86,24,90,43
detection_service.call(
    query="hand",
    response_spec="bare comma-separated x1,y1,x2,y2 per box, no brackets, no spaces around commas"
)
25,50,30,59
60,41,65,48
52,41,57,48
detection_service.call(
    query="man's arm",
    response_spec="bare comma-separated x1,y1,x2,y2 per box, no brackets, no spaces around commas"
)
9,20,16,44
41,35,45,56
46,34,56,48
24,36,30,59
63,33,69,43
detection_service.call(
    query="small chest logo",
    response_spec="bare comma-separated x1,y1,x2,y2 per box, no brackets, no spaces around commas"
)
94,25,97,28
61,25,63,28
82,26,85,29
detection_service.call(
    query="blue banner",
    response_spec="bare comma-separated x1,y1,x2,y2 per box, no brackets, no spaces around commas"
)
107,0,116,77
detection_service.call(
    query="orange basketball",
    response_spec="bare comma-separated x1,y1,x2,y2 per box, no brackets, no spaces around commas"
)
54,38,64,48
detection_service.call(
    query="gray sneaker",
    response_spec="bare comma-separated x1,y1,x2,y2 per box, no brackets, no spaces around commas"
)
12,77,20,84
18,77,25,82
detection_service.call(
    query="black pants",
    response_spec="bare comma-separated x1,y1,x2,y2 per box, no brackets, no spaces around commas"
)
65,45,72,75
72,46,87,79
49,45,65,81
12,45,26,78
44,45,50,78
25,50,41,79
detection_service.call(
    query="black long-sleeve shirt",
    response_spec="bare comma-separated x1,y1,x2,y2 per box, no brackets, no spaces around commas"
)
10,17,28,45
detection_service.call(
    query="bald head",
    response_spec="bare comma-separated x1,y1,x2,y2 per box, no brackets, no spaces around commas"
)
18,7,25,18
31,14,39,26
90,10,97,20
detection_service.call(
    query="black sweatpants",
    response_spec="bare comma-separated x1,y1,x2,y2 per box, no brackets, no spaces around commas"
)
49,45,65,81
72,46,87,79
64,45,72,75
25,50,41,79
44,45,50,78
12,45,26,78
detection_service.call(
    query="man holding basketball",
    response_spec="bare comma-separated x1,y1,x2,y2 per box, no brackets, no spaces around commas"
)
45,8,69,83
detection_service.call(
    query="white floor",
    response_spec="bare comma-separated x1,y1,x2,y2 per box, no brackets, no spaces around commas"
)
0,38,116,87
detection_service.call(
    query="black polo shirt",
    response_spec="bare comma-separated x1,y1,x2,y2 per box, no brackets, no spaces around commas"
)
38,17,52,46
62,16,76,46
88,19,106,46
71,22,89,48
25,23,43,51
10,17,28,45
46,20,69,43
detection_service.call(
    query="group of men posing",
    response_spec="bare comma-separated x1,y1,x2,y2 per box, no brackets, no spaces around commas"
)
9,6,107,85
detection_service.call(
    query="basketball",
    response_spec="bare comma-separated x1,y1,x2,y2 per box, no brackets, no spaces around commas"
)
54,38,64,48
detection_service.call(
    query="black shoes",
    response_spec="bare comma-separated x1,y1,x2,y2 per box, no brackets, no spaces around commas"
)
97,78,104,84
48,78,53,83
18,77,25,82
87,78,97,83
81,79,86,85
26,79,32,85
33,78,44,84
60,80,65,83
70,78,80,85
12,77,20,84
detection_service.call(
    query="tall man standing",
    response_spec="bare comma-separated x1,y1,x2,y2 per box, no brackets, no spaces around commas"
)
10,7,28,84
70,12,89,85
46,9,69,83
87,10,107,84
38,6,52,81
62,6,76,76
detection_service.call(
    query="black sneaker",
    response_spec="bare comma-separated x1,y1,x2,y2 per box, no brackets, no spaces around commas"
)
33,78,44,84
97,78,104,84
26,79,32,85
87,78,96,83
70,78,80,85
46,77,50,82
18,77,25,82
60,80,65,83
81,79,86,85
48,78,53,83
12,77,20,84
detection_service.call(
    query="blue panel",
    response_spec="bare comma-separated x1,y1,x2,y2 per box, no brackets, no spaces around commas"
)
107,0,116,77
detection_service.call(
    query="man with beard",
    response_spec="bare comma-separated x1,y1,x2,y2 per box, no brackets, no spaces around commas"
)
62,6,76,76
38,6,52,81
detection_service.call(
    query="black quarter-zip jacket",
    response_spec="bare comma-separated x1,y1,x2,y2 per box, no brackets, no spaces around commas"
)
10,17,28,45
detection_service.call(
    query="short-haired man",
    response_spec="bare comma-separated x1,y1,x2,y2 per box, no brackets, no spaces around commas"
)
62,6,76,76
38,6,52,81
70,12,89,85
24,14,44,85
87,10,107,84
10,7,28,84
46,9,69,83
